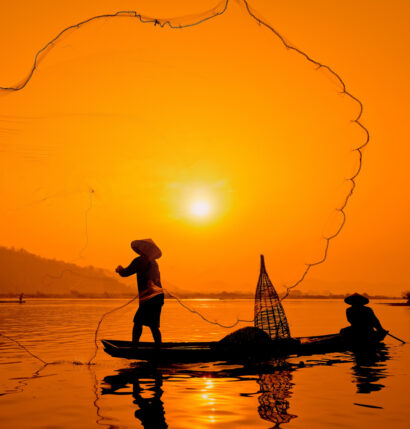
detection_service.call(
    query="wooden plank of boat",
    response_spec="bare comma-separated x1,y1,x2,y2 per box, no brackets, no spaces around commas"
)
101,333,376,362
101,339,219,362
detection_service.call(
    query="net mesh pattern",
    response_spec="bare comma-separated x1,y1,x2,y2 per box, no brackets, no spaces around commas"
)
257,372,296,426
254,255,291,339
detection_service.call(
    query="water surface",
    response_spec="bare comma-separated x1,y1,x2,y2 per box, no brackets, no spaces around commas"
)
0,299,408,428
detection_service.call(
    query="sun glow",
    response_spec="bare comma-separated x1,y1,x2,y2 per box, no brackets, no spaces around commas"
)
190,200,212,218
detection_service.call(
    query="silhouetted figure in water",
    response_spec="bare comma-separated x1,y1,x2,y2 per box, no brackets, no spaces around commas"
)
352,344,390,394
102,369,167,428
133,374,167,429
341,293,387,341
19,293,24,303
116,239,164,347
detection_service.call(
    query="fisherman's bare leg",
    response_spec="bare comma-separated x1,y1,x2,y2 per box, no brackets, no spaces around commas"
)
132,323,142,344
150,326,162,348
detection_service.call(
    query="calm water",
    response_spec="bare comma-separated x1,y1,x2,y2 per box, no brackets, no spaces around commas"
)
0,298,408,428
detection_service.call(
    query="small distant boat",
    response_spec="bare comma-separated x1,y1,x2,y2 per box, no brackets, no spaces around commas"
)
101,333,384,363
384,302,410,306
0,300,26,304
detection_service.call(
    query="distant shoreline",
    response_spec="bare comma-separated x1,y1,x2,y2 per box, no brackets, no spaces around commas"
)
0,293,403,300
382,302,410,306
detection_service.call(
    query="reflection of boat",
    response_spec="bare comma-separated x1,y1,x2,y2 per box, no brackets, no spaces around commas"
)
0,300,25,304
101,364,298,428
99,347,391,429
101,333,384,362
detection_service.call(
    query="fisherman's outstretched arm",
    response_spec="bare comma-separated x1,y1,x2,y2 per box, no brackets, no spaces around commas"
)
115,258,140,277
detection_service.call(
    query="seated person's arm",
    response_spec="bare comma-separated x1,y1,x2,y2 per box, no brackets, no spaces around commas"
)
369,308,386,332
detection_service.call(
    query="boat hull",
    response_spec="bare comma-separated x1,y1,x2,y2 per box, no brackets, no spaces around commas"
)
101,333,383,363
101,340,219,362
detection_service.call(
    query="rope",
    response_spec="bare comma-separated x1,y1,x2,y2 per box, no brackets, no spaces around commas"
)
0,332,48,365
87,295,139,364
1,291,253,367
164,289,254,328
86,289,253,364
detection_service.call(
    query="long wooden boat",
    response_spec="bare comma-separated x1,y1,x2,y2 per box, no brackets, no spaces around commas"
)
0,300,26,304
101,333,383,363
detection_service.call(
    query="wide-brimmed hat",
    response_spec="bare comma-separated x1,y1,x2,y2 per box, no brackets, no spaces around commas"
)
131,239,162,260
344,293,369,306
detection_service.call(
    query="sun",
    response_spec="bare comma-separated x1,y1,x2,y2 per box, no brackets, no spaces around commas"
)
190,200,212,218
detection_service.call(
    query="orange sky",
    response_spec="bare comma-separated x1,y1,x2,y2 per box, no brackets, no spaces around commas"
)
0,0,409,295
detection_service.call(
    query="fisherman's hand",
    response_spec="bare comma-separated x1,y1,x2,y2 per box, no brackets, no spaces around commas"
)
115,265,124,274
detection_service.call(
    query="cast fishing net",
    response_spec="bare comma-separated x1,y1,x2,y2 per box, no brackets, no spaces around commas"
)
0,0,369,363
0,0,368,297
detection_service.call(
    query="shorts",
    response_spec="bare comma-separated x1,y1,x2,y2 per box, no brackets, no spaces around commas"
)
133,294,164,328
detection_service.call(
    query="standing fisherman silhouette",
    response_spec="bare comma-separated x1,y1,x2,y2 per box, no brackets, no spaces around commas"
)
341,293,388,342
115,239,164,348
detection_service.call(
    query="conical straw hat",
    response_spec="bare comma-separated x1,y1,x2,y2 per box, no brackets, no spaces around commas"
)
131,239,162,260
344,293,369,306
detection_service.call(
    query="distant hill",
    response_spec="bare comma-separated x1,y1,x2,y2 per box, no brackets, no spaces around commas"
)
0,247,402,299
0,247,136,297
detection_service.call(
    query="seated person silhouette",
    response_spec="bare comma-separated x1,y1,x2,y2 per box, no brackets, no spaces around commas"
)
341,293,387,341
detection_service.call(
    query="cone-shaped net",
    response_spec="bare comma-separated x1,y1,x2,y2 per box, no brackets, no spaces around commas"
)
254,255,291,339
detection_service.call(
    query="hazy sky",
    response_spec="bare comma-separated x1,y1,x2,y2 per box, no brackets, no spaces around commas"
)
0,0,409,295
